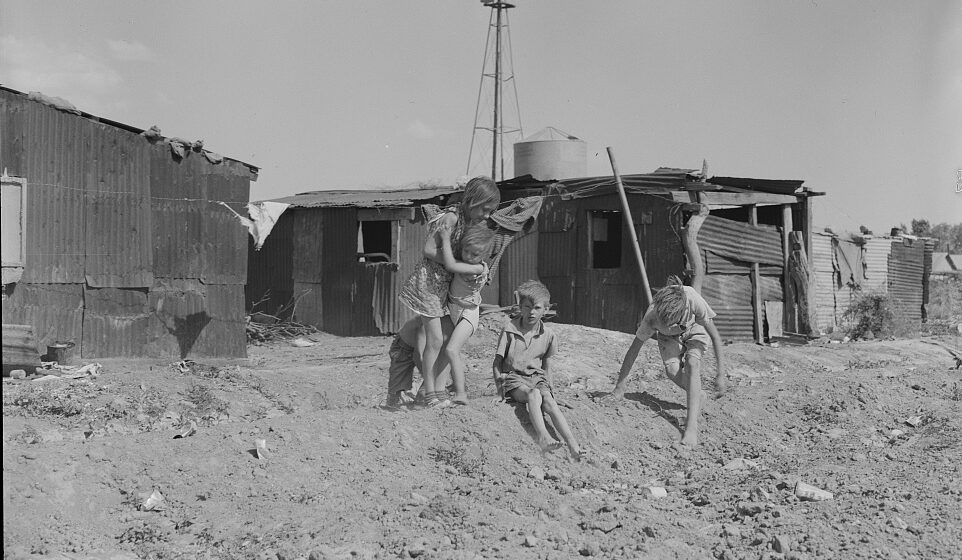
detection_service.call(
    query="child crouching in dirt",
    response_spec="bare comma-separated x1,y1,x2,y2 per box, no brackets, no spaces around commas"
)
492,280,583,460
609,276,727,446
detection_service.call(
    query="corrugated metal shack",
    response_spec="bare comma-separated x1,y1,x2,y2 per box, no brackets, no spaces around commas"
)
247,187,501,336
810,231,933,334
497,170,823,342
0,86,258,359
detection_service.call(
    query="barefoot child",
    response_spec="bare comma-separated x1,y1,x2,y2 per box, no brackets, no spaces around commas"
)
438,223,495,405
492,281,583,459
609,276,727,446
398,176,500,408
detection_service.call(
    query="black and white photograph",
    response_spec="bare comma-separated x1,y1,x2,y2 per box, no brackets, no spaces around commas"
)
2,1,960,558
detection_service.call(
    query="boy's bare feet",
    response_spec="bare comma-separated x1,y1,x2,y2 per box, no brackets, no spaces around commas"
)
537,438,564,454
680,429,698,446
452,393,469,406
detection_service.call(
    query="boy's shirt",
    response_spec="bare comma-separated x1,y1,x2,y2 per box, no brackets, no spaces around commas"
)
496,317,556,375
636,286,716,339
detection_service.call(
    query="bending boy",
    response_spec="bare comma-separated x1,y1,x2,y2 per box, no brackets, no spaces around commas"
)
492,281,583,459
610,276,727,446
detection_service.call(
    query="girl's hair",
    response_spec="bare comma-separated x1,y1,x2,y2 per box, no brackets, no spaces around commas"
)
460,223,495,256
651,275,687,323
461,176,500,213
516,280,551,306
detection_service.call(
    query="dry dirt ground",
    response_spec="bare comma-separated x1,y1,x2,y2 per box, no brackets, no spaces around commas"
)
3,315,961,560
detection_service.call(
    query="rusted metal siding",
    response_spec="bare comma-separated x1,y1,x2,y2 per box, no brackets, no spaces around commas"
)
82,287,149,356
292,209,324,283
0,89,27,176
888,239,924,330
810,233,838,332
204,171,249,284
697,215,783,266
23,103,87,283
922,238,934,310
150,148,208,279
321,208,358,336
85,120,153,287
292,282,324,329
146,280,246,359
862,238,890,293
702,274,754,342
247,212,294,316
1,283,84,355
498,229,539,305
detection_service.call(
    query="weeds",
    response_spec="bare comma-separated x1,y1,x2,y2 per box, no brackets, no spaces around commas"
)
842,291,917,339
184,382,230,425
4,384,88,418
428,436,485,478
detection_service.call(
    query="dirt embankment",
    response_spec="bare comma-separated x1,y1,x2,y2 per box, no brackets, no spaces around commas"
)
3,316,961,560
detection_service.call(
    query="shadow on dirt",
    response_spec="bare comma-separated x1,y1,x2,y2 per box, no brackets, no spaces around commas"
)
587,390,686,433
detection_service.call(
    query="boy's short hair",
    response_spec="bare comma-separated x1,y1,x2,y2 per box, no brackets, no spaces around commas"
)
461,223,495,255
651,275,687,324
461,176,500,212
516,280,551,305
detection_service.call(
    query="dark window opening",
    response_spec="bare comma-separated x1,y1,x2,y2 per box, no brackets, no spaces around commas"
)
357,220,393,262
590,210,622,269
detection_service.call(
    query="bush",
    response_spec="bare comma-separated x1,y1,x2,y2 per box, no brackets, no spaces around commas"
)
842,292,916,339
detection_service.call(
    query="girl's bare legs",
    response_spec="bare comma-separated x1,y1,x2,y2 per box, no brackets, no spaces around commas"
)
443,320,474,404
539,390,582,458
419,315,442,400
510,387,562,452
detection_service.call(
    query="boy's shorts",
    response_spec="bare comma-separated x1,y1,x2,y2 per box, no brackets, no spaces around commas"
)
657,324,710,367
387,335,417,395
447,302,479,333
502,371,553,400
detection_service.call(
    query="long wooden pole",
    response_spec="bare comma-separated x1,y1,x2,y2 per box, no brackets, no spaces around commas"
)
607,147,653,306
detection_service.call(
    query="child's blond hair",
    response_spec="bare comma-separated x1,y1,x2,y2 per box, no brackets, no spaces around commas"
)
651,275,687,324
516,280,551,306
460,223,495,257
461,176,500,215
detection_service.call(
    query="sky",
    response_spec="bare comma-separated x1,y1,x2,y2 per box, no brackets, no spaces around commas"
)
2,1,960,232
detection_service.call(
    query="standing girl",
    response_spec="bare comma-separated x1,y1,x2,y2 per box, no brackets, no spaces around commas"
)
397,176,500,408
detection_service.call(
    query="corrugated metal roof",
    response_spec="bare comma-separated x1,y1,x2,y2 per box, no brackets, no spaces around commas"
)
1,86,259,175
271,186,459,208
707,176,805,196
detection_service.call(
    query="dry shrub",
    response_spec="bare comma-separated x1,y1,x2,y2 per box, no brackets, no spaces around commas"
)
842,291,917,339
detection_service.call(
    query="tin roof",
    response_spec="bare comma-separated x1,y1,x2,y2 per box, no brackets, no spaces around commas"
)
0,86,259,175
269,186,460,208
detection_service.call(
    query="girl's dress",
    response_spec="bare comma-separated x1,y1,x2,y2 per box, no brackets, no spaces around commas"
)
398,207,465,317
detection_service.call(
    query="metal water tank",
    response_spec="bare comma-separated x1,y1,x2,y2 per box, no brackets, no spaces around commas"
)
513,127,587,181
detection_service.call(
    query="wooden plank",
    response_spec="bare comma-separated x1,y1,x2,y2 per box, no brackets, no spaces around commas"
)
700,191,799,207
749,205,763,343
765,301,783,338
358,207,415,222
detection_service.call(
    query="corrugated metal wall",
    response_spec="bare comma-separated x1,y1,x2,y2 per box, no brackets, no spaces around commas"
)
696,215,784,341
0,89,253,358
888,238,924,330
810,233,838,332
862,238,890,293
498,229,539,304
246,212,294,317
534,192,683,334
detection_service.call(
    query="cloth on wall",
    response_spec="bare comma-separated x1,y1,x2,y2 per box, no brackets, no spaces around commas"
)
832,237,866,289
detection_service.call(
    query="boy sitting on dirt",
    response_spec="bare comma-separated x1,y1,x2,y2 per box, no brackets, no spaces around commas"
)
608,276,727,446
492,280,584,460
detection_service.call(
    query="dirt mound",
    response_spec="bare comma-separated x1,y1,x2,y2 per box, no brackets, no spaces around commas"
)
3,321,961,559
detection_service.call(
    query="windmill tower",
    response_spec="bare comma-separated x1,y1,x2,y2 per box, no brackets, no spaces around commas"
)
466,1,523,182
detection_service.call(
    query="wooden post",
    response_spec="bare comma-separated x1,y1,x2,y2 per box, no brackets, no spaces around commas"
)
607,147,653,306
781,203,796,333
681,203,710,294
749,205,763,343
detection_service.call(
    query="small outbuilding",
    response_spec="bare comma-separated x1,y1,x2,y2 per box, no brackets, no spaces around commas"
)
1,86,258,360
